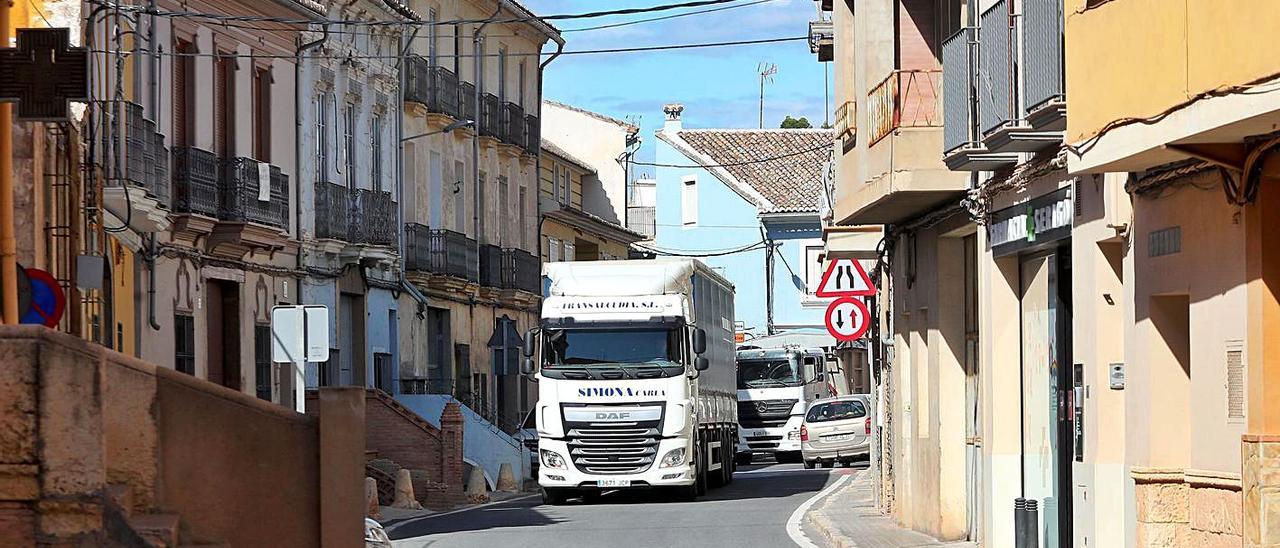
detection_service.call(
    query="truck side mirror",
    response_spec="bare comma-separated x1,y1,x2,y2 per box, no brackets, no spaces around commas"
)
522,329,537,357
521,357,535,375
694,356,709,371
693,328,707,355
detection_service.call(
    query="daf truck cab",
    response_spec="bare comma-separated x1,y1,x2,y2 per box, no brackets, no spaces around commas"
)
521,260,738,504
734,346,828,464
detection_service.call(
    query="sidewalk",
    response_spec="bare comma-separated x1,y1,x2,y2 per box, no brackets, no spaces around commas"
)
807,469,978,548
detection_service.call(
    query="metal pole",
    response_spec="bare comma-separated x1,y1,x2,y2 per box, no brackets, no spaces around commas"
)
0,0,18,325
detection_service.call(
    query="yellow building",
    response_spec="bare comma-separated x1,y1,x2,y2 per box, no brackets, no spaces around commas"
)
538,141,644,262
1064,0,1280,545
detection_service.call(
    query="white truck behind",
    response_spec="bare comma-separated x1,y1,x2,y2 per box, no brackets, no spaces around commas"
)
520,259,737,504
734,346,829,464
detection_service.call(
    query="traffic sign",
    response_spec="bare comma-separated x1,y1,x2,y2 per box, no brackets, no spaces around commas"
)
272,305,330,413
21,268,65,328
824,297,870,342
815,258,875,298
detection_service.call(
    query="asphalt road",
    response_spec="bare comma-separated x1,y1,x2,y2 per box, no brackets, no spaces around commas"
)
387,460,868,548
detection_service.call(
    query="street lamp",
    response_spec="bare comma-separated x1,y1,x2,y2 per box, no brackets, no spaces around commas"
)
401,119,474,143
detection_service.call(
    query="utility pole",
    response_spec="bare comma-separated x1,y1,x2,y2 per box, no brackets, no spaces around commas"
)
757,62,776,129
0,0,16,324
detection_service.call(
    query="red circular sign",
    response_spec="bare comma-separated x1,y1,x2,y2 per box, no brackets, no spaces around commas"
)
824,297,870,342
21,268,65,328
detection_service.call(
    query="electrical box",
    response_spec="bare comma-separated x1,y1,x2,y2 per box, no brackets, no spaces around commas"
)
1109,362,1125,390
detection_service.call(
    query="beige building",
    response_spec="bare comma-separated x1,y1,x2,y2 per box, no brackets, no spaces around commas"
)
539,140,644,263
540,100,641,225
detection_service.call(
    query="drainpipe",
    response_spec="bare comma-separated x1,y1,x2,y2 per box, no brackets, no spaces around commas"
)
537,35,565,250
145,0,161,331
761,226,775,336
295,26,329,279
0,0,17,324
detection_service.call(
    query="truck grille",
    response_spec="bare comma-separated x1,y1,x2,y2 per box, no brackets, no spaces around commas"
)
738,399,797,429
562,403,665,475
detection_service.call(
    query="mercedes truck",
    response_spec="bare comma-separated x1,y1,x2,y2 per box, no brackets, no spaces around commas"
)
734,346,828,464
520,259,737,504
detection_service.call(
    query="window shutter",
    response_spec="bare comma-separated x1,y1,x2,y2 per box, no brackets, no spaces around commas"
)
173,40,189,148
214,54,229,158
1227,341,1245,421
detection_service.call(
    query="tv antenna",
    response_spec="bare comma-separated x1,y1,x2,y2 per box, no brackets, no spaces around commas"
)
758,62,777,129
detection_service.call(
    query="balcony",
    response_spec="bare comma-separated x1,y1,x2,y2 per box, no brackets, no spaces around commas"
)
834,100,856,149
501,248,540,294
479,243,503,287
479,93,501,140
1021,0,1066,130
404,223,478,282
976,0,1062,153
627,206,655,238
835,69,968,225
105,102,171,232
524,114,541,155
349,189,397,246
314,181,350,241
941,27,1019,171
459,82,477,127
502,102,526,149
221,157,288,230
403,56,460,119
808,20,833,62
171,147,220,218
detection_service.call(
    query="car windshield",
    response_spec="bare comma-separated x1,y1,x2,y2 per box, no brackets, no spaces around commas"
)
737,359,804,389
542,327,681,367
806,401,867,423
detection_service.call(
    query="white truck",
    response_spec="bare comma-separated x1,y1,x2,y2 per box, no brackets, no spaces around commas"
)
520,259,737,504
734,346,829,464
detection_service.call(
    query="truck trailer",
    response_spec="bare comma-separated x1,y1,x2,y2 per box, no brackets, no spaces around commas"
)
521,259,737,504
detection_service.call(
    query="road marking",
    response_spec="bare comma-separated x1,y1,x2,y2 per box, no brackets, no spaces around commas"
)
785,471,855,548
384,493,539,535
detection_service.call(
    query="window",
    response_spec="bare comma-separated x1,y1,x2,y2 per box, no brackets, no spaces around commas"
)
558,166,570,204
453,23,462,74
372,116,384,191
498,176,510,245
254,325,272,401
805,245,826,295
316,95,329,181
427,8,438,65
253,67,271,162
478,170,487,241
174,314,195,375
214,53,231,158
549,237,561,262
681,175,698,226
453,160,466,232
172,39,191,148
498,46,508,102
518,187,527,249
344,103,356,187
563,240,575,262
518,60,526,105
805,400,867,423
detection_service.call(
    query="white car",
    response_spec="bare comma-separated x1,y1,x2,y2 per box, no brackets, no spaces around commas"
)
800,395,871,469
512,409,539,477
365,518,391,548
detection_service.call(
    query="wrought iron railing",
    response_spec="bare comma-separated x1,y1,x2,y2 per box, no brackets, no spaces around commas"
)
524,114,540,155
221,157,288,230
479,243,503,288
123,102,171,207
404,57,461,119
979,0,1013,135
459,82,476,125
943,27,976,152
627,206,655,238
404,223,478,281
480,93,501,138
314,181,350,240
501,248,540,294
502,102,525,147
834,100,856,144
867,69,942,146
1021,0,1064,115
171,147,219,217
349,189,396,245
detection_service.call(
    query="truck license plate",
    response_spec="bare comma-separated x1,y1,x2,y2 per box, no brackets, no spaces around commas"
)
597,479,631,488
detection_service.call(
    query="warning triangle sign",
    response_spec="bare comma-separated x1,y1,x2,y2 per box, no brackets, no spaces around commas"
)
815,258,876,298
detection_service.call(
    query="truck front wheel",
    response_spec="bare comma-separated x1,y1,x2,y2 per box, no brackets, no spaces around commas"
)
541,488,567,506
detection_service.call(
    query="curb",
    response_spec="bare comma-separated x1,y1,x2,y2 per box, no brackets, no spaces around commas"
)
803,470,863,548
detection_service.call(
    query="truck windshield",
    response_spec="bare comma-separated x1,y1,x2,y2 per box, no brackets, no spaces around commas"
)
737,359,804,389
543,328,682,367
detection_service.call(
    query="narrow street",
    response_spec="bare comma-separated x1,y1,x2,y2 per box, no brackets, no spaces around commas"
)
387,461,867,548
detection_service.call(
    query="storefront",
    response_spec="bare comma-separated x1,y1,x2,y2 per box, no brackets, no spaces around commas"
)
988,185,1074,548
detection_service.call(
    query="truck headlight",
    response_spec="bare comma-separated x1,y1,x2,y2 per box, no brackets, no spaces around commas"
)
540,449,566,470
787,429,801,440
660,448,687,468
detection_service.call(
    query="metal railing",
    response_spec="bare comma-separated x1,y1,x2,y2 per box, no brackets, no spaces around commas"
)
350,189,396,245
479,243,503,287
404,223,478,281
943,27,976,152
404,57,461,119
314,181,350,240
459,82,476,126
524,114,540,155
123,102,170,207
1022,0,1064,114
627,206,655,238
501,248,540,294
502,102,526,148
221,157,288,230
171,147,219,217
867,69,942,145
979,0,1013,135
834,100,856,143
480,93,501,138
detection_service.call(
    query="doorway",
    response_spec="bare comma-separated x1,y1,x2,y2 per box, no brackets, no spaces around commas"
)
206,279,241,390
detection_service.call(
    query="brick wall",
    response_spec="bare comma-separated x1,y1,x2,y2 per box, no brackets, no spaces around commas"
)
339,391,465,508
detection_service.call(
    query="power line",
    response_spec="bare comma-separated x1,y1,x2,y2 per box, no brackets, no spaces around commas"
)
88,36,808,60
561,0,775,32
633,239,767,257
632,140,833,169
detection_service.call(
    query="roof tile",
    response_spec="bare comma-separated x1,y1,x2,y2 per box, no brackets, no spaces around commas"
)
675,129,833,213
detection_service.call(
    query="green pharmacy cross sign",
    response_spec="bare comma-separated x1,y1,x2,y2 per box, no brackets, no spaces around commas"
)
0,28,88,121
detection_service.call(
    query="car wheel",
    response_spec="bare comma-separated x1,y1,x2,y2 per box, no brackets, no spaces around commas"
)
803,460,816,470
735,452,753,466
675,484,698,502
541,488,567,506
580,490,601,504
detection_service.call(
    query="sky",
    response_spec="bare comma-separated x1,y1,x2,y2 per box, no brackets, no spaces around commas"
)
521,0,831,176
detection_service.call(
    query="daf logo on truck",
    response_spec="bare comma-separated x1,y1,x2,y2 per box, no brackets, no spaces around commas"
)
578,387,667,397
596,412,632,420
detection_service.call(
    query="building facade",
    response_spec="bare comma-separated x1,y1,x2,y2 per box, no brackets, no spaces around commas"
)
539,141,644,263
541,100,640,226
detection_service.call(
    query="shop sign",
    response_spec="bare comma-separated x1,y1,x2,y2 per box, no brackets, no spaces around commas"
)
988,186,1072,257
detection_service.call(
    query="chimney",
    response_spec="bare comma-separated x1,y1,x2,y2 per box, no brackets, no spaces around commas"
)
663,103,684,132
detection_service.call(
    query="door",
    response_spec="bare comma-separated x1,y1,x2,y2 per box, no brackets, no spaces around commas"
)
964,234,982,542
206,280,241,390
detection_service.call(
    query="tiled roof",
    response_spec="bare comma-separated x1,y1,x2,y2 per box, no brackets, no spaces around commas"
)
544,100,639,133
670,129,834,213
